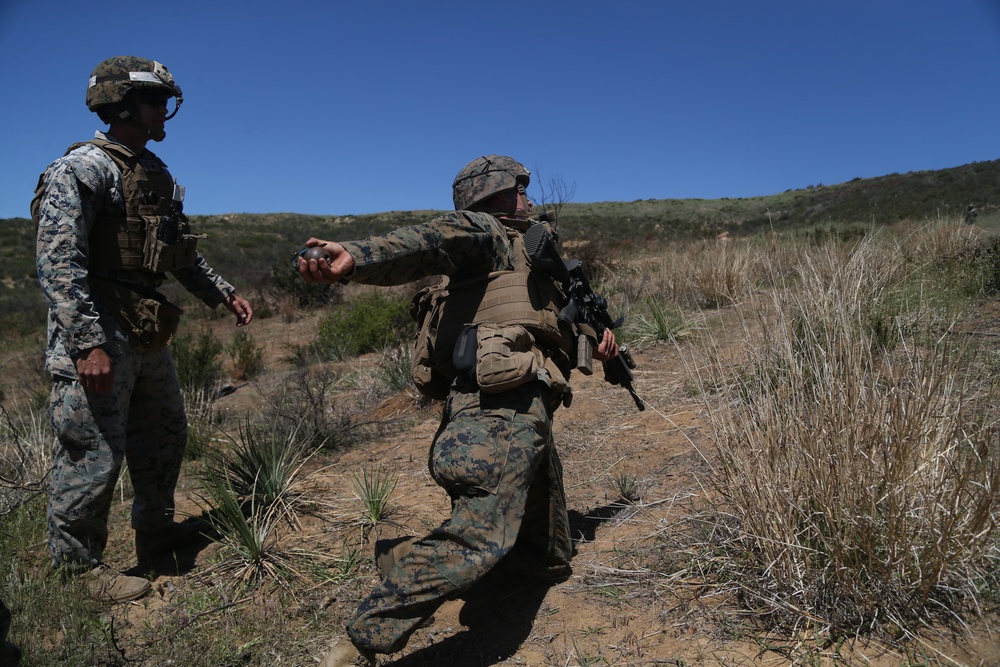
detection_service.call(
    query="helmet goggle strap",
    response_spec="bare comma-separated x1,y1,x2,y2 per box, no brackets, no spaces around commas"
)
126,85,183,141
135,88,183,119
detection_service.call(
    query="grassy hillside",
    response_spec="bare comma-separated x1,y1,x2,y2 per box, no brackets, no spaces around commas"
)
4,157,998,346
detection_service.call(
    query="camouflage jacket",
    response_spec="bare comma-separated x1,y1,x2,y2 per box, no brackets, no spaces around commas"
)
34,131,236,378
341,210,517,285
342,211,582,393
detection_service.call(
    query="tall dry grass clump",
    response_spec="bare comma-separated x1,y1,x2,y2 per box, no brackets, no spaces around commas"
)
699,228,1000,639
0,400,50,516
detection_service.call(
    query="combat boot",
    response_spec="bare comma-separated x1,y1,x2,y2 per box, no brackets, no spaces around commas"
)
81,564,151,602
135,519,211,570
318,639,375,667
0,641,21,667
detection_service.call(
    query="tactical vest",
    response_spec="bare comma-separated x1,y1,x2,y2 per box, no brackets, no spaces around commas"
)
410,221,587,400
31,138,200,274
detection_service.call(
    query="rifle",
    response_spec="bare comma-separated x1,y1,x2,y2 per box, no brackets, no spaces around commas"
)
524,223,644,411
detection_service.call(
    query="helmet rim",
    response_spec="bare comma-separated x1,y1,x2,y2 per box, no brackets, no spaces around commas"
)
452,155,530,211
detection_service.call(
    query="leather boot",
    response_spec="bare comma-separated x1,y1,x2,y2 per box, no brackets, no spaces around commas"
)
318,639,375,667
81,564,151,602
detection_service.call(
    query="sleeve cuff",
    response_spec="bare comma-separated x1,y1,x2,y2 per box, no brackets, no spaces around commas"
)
64,325,107,356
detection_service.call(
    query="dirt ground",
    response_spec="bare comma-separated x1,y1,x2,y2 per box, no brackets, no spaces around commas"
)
101,304,1000,667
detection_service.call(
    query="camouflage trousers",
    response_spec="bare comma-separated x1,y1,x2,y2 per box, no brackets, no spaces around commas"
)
47,337,187,572
347,381,571,655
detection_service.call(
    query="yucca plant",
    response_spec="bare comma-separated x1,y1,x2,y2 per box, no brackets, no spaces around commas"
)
208,415,317,528
197,465,300,591
610,470,641,505
633,299,691,343
350,464,398,539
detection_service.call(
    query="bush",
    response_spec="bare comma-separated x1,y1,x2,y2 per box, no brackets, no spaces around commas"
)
315,292,411,360
171,329,224,391
228,329,265,381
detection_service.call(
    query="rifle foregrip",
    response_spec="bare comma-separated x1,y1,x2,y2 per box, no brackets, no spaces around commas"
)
576,334,594,375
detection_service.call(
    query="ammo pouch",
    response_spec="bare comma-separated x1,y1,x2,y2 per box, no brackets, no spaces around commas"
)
409,280,454,400
473,323,542,394
91,277,183,350
140,211,202,273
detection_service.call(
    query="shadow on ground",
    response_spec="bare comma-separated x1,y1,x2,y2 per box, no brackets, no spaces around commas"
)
388,575,552,666
125,515,218,578
387,502,629,666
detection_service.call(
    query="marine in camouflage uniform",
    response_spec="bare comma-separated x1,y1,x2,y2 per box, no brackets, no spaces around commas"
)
298,156,619,665
33,56,253,601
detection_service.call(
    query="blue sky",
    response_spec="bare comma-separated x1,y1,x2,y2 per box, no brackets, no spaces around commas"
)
2,1,999,219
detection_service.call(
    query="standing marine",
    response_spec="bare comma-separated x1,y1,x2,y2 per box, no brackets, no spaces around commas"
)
296,155,619,666
32,56,254,602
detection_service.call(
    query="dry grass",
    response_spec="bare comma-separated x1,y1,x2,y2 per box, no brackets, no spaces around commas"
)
691,228,1000,640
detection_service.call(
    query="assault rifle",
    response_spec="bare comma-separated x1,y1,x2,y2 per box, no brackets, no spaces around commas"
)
524,223,644,411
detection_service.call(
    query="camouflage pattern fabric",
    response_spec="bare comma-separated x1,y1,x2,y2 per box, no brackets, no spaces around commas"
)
340,211,516,285
86,56,177,111
334,211,574,656
451,155,530,211
35,131,235,378
35,131,235,571
347,381,571,654
47,334,186,571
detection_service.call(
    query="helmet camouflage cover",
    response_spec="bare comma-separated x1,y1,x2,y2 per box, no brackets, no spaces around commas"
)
86,56,180,112
452,155,530,210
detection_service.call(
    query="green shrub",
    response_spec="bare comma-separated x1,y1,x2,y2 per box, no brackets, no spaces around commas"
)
172,329,224,391
228,329,265,381
315,292,411,360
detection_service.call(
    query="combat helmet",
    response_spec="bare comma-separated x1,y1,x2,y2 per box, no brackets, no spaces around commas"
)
452,155,530,211
86,56,183,124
